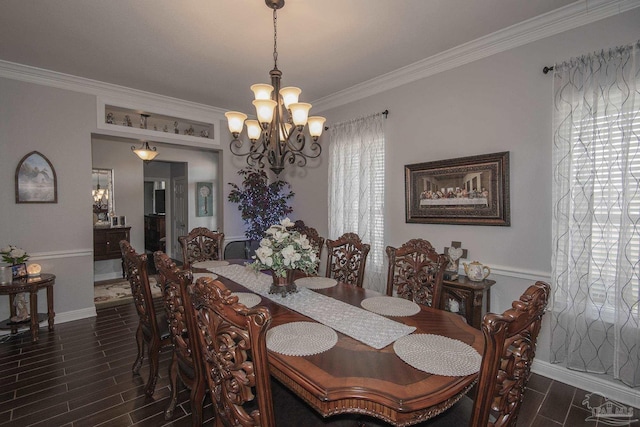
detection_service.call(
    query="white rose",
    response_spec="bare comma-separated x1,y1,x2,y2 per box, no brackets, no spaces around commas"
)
295,235,311,250
255,246,273,265
10,249,25,258
280,218,295,228
260,238,272,247
281,245,301,266
308,252,317,263
0,246,10,254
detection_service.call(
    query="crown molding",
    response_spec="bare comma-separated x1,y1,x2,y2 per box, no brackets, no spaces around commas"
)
0,60,227,119
312,0,640,112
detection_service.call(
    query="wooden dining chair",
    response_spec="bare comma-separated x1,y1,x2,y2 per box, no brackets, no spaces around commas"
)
153,251,206,426
188,277,369,427
385,239,449,309
424,281,551,427
178,227,224,268
119,241,172,397
292,220,325,274
325,232,371,287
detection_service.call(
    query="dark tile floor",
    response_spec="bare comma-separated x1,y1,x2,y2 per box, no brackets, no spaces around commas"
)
0,300,637,427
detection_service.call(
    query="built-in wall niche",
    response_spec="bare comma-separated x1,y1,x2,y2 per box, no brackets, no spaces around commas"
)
104,105,213,140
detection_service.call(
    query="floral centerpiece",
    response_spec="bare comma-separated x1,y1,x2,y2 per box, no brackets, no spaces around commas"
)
1,245,29,266
250,218,319,296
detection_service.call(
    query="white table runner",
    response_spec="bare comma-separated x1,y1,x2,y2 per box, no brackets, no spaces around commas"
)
210,264,415,349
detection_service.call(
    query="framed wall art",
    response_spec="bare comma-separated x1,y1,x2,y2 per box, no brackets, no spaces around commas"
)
15,151,58,203
405,151,510,226
196,182,213,217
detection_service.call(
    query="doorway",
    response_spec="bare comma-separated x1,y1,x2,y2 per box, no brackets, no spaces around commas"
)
143,161,188,261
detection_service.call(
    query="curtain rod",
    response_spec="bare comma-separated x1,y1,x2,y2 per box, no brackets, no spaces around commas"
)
324,109,388,131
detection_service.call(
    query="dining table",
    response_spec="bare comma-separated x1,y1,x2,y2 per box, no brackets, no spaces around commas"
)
194,261,484,427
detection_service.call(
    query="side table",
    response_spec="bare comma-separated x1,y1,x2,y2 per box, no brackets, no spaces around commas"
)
442,275,495,329
0,273,55,342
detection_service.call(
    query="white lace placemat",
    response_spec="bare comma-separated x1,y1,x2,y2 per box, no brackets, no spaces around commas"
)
210,264,415,349
361,296,420,317
294,276,337,290
267,322,338,356
393,334,481,376
192,272,218,281
192,260,229,269
231,292,262,308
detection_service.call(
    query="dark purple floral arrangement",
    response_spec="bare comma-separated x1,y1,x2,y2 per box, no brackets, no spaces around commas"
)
228,168,294,241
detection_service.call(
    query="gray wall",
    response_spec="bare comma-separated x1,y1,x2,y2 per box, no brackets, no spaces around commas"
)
0,79,96,320
284,9,640,371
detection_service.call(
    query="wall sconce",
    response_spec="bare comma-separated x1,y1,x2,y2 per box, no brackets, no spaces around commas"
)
131,141,159,161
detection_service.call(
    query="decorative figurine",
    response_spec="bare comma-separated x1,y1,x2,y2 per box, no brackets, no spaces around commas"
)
124,115,132,127
106,112,115,124
174,121,179,134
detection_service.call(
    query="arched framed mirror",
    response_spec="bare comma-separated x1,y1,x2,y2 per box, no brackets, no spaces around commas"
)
92,168,114,225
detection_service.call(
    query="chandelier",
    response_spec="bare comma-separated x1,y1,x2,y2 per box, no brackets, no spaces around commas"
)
225,0,326,175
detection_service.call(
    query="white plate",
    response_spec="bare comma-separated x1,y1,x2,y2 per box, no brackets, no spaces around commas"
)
393,334,481,376
361,296,420,317
267,322,338,356
231,292,261,308
294,276,337,289
191,260,230,269
192,272,218,281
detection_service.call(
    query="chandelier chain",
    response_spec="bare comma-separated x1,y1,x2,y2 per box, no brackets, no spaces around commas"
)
272,8,278,69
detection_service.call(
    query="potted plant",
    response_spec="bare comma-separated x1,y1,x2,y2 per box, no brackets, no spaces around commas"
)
228,167,294,248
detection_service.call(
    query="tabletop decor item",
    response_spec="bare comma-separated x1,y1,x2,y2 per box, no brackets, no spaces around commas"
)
250,218,319,296
463,260,491,282
405,151,509,225
1,245,29,267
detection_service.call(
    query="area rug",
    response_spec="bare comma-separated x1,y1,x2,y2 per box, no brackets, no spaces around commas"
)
94,276,162,308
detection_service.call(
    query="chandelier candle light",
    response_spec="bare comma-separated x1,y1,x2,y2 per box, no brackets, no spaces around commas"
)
225,0,326,175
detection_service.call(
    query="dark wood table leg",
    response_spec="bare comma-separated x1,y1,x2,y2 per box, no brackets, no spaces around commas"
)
29,290,38,342
8,294,17,335
47,284,55,331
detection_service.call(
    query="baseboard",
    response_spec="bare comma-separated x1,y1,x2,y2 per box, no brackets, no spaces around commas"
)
94,272,123,282
532,360,640,408
0,306,96,337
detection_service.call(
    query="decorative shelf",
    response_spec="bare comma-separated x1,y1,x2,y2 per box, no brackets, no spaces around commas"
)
96,97,222,147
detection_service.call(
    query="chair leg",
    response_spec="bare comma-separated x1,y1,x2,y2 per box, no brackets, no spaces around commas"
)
164,353,179,420
144,339,161,396
132,325,145,374
190,377,206,427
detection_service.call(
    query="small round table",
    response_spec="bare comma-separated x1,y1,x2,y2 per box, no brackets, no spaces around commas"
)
0,273,55,342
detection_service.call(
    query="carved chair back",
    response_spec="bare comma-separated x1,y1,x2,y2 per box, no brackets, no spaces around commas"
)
178,227,224,268
385,239,448,309
325,232,371,287
153,251,205,425
119,240,171,396
189,277,275,427
471,281,550,427
292,220,324,273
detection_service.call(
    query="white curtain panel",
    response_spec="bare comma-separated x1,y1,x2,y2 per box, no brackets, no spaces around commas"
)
328,113,385,293
551,41,640,387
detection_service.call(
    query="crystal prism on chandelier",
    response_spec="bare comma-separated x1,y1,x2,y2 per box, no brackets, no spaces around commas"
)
225,0,326,175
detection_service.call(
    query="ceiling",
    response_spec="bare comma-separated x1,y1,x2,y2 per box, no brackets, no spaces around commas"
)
0,0,603,114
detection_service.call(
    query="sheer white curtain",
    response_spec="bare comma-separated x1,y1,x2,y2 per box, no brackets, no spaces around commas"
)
328,113,385,293
551,41,640,387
